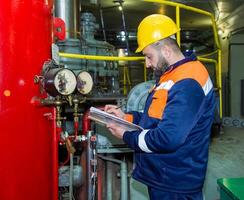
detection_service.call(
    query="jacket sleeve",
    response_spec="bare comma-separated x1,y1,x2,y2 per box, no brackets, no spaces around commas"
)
125,111,144,125
123,79,207,153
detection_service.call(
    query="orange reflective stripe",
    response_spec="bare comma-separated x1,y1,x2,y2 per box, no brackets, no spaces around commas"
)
124,114,133,122
148,89,168,119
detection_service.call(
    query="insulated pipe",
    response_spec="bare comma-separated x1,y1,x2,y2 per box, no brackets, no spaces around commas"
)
55,0,79,38
98,155,128,200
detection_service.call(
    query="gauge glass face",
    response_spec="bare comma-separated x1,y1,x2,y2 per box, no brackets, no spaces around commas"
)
54,69,76,95
77,71,93,94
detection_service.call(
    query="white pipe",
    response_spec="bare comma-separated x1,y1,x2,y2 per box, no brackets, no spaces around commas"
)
69,153,74,200
98,155,128,200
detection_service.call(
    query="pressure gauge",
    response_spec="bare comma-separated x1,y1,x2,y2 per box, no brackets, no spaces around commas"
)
77,71,93,94
44,68,77,96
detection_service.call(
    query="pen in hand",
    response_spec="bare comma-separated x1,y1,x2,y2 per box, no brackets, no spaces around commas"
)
116,103,126,109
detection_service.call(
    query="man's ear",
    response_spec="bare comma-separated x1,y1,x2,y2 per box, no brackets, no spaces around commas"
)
161,45,171,59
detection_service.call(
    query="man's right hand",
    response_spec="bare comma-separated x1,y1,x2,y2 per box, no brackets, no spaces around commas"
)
104,104,125,119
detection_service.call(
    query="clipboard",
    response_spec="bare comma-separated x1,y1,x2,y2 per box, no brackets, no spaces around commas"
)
88,106,144,131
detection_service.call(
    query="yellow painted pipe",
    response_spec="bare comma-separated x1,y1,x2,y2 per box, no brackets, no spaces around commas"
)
144,62,147,82
144,0,212,16
197,57,217,64
123,66,127,95
218,50,223,118
176,6,181,46
144,0,220,49
199,50,218,58
198,56,222,118
59,52,145,61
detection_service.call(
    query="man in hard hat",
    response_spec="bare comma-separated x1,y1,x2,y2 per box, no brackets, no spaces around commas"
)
105,14,216,200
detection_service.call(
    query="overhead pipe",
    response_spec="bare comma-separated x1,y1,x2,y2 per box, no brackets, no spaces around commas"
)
99,5,107,42
119,1,130,55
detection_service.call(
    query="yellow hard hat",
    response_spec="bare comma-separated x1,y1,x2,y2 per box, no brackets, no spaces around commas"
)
136,14,180,53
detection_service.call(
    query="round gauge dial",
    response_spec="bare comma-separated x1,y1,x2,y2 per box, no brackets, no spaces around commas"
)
77,71,93,94
54,69,77,95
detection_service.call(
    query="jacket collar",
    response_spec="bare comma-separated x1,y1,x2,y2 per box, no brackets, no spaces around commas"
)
155,53,197,84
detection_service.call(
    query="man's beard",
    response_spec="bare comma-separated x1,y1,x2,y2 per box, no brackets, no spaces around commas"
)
153,53,168,81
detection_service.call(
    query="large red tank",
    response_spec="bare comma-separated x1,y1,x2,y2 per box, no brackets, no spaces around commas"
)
0,1,57,200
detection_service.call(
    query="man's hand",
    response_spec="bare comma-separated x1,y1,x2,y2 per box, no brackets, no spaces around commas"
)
104,104,125,119
106,123,126,139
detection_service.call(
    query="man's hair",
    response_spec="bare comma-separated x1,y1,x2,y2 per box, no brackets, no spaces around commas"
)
151,37,181,54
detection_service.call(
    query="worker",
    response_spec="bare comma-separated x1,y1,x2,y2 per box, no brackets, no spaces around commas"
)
105,14,216,200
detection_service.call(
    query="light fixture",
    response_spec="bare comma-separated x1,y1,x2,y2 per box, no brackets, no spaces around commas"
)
218,29,224,35
113,0,124,11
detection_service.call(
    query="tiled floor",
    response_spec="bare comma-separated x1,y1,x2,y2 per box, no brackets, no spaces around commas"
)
204,127,244,200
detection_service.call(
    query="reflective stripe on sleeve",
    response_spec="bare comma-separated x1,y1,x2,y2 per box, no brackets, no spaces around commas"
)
202,76,213,96
138,129,152,153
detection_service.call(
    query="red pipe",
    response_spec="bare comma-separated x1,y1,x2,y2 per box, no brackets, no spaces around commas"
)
74,120,79,140
82,110,91,135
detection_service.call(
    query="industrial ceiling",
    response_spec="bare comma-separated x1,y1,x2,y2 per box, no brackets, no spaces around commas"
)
79,0,244,53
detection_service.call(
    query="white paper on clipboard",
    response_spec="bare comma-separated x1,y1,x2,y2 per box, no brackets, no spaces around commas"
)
88,106,144,131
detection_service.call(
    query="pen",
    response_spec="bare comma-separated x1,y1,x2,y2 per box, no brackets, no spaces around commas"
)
116,103,126,109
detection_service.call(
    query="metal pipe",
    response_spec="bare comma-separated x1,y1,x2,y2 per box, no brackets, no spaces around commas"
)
218,49,223,118
98,155,128,200
144,62,147,82
120,161,128,200
59,52,144,61
199,50,218,58
69,153,74,200
55,0,79,39
198,55,222,118
82,109,91,135
106,161,113,200
176,6,181,46
99,6,107,42
145,0,212,16
87,131,93,200
197,57,217,64
120,3,130,55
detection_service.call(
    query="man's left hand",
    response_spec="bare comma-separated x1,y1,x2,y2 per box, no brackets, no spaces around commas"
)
106,123,126,139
